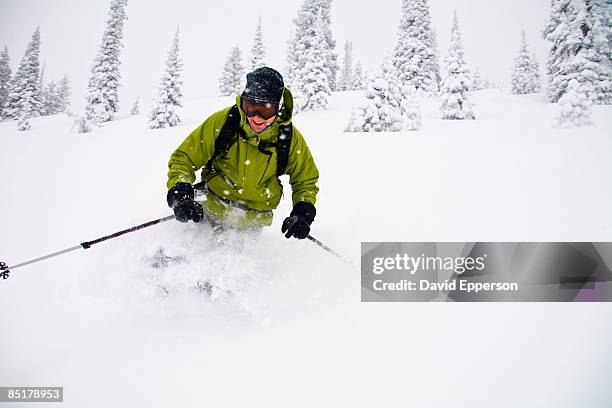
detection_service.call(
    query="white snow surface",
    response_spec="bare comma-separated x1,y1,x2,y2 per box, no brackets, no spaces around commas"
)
1,90,612,407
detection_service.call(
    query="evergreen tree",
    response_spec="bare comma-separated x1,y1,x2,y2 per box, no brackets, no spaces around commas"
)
291,0,319,86
219,45,245,97
250,16,266,70
393,0,438,94
606,0,612,66
472,68,485,90
352,60,364,90
430,28,442,91
72,114,94,133
17,96,35,131
130,96,140,115
290,0,337,96
553,78,593,127
293,10,332,111
85,0,127,123
543,0,568,100
284,30,298,90
339,41,353,91
543,0,612,103
149,28,183,129
440,12,475,120
583,0,612,103
345,58,404,132
38,63,46,115
511,31,541,94
0,46,12,120
7,28,42,127
319,0,339,91
57,76,71,113
43,81,63,115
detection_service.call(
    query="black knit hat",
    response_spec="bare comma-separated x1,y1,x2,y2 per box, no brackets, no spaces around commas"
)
241,67,284,105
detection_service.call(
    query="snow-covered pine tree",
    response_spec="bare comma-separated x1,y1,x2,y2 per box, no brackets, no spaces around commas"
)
293,10,332,111
430,28,442,91
131,97,140,115
72,114,94,133
345,58,404,132
553,78,593,127
85,0,127,123
543,0,571,102
250,16,266,70
7,27,42,127
339,41,353,91
43,81,63,115
471,68,485,90
219,45,245,96
57,76,71,113
606,0,612,67
393,0,438,94
543,0,612,103
352,60,364,90
17,95,35,131
511,31,541,94
318,0,339,92
290,0,337,96
149,28,183,129
284,30,298,90
440,12,475,120
0,46,12,120
38,63,46,115
583,0,612,104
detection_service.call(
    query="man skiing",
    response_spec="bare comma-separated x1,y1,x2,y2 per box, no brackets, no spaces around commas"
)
166,67,319,240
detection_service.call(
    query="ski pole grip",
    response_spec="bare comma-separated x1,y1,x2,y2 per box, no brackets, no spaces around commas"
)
0,262,10,280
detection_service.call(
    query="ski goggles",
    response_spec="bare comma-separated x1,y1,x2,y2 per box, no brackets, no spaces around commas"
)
241,98,279,120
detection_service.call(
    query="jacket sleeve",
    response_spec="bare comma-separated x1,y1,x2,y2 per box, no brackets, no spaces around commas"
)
284,126,320,207
166,109,228,189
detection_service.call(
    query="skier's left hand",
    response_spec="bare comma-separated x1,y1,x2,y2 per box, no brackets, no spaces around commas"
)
281,202,316,239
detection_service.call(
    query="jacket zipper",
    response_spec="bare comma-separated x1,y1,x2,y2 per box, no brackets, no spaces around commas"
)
258,154,272,186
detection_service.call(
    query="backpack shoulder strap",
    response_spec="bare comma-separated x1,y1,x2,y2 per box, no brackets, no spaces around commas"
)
204,105,293,178
205,105,241,171
276,123,293,176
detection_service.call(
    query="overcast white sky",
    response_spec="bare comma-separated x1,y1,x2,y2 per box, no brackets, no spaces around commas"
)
0,0,551,112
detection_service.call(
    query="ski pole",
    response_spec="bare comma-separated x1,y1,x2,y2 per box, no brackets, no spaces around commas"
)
0,214,175,280
283,216,351,264
307,234,352,265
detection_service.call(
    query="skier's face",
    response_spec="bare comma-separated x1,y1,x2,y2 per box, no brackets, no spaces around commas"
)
242,99,278,133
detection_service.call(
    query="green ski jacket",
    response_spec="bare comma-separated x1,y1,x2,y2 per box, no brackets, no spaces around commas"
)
167,88,319,225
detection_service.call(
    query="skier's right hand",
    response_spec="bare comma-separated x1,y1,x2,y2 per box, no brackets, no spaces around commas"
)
173,199,205,223
167,182,205,223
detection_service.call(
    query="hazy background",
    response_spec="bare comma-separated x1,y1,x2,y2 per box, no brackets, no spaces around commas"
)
0,0,551,112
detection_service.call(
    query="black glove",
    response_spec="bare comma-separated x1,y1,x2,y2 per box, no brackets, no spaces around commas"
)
167,182,205,223
281,202,316,239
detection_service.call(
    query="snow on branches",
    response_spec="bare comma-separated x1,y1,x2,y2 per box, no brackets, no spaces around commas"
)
85,0,127,124
346,59,420,132
149,28,183,129
219,45,245,97
512,31,541,95
393,0,439,94
440,12,475,120
553,78,593,127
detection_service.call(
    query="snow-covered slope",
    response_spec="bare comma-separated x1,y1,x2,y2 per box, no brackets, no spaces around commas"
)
1,90,611,407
